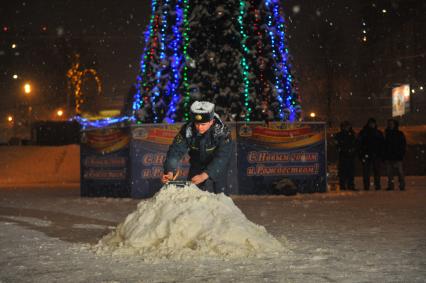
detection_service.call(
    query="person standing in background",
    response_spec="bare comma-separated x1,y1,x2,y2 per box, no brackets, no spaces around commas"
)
358,118,385,191
384,119,406,191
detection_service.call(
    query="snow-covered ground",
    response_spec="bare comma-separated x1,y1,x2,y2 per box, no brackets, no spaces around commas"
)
0,145,80,185
0,177,425,282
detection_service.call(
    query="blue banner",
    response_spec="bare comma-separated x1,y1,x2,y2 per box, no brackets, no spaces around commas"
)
80,127,131,197
80,122,326,198
236,122,327,194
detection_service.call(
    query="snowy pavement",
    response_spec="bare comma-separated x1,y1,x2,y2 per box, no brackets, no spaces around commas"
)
0,177,425,282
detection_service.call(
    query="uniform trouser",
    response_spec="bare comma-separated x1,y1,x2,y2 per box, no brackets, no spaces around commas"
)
386,160,405,190
362,157,381,190
188,167,227,194
338,157,355,190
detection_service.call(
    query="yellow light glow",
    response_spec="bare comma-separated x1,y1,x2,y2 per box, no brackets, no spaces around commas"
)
11,43,16,49
7,115,13,122
310,112,316,118
12,74,18,79
57,109,64,117
24,83,31,94
99,110,121,117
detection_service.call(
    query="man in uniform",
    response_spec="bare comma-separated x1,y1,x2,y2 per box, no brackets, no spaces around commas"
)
383,119,406,191
358,118,385,190
162,101,232,193
334,121,357,191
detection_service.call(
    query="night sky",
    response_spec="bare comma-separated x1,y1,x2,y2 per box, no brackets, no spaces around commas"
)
1,1,150,119
1,0,425,125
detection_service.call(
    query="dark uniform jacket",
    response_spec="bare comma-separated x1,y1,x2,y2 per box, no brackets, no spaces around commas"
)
334,129,357,159
164,115,232,183
358,126,385,160
384,122,406,161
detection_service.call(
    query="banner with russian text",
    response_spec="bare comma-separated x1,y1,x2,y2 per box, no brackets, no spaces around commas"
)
80,126,131,197
236,122,327,194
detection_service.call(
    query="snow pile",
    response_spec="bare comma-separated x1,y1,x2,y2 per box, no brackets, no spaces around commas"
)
96,184,285,260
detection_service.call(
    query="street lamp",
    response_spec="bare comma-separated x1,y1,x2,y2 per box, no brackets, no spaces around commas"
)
23,82,33,129
24,83,31,94
7,114,17,140
57,109,64,118
310,112,316,118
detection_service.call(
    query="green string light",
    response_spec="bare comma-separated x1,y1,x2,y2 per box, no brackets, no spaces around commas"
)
182,0,191,121
238,0,251,122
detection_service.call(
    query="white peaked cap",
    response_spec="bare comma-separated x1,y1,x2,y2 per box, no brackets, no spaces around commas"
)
190,101,215,114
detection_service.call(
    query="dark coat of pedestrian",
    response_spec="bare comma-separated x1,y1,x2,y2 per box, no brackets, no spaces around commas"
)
358,118,385,190
384,119,406,190
334,121,357,190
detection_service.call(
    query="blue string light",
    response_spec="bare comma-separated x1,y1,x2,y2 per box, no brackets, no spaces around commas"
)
72,115,135,129
264,0,297,121
165,0,184,123
265,0,285,120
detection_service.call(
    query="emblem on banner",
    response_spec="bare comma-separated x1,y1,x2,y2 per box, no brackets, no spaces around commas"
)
239,124,252,137
132,128,148,140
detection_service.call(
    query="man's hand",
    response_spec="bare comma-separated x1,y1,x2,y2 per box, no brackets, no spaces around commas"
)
162,172,174,184
191,172,209,185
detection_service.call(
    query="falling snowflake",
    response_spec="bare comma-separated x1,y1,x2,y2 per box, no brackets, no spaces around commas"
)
292,5,301,14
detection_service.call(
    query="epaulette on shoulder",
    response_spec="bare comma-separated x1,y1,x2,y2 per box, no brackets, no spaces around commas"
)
212,122,230,139
212,114,230,138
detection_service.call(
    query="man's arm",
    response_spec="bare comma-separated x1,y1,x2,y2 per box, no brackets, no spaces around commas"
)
164,126,189,175
204,131,233,182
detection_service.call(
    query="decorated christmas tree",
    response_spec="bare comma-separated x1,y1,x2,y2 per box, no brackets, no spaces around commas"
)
133,0,301,123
